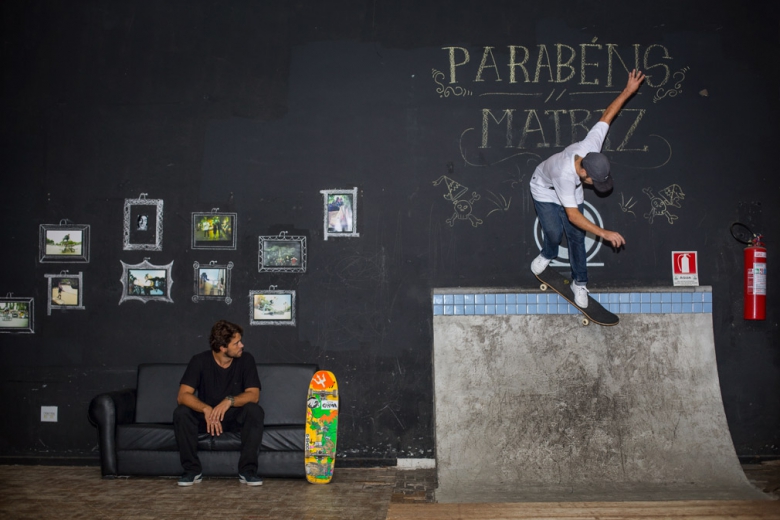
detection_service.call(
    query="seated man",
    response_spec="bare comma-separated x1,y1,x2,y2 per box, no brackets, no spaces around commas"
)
173,320,265,486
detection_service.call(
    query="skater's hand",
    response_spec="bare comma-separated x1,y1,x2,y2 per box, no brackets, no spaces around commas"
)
601,230,626,249
624,69,645,95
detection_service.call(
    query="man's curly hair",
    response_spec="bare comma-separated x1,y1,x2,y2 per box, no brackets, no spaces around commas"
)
209,320,243,352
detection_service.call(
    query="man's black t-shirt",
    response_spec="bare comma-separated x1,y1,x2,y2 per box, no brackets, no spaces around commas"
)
180,351,261,407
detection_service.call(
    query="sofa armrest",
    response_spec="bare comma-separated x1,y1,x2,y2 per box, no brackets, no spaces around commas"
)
88,389,137,478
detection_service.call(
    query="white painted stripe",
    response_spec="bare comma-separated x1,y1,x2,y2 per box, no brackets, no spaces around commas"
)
396,458,436,470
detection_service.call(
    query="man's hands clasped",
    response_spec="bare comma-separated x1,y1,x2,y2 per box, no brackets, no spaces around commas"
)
203,398,232,436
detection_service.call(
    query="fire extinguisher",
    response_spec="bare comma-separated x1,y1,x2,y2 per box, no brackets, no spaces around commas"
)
731,222,767,320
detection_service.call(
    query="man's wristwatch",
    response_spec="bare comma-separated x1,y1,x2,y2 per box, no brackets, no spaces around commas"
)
225,395,235,407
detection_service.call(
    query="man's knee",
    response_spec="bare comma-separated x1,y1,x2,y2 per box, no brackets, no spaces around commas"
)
173,404,195,424
243,402,265,424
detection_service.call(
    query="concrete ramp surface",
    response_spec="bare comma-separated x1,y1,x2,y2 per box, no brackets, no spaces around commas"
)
433,309,768,502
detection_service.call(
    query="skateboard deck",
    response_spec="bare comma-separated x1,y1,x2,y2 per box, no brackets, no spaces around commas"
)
305,370,339,484
535,267,619,326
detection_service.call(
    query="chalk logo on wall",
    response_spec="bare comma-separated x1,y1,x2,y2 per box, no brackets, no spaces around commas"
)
533,201,605,267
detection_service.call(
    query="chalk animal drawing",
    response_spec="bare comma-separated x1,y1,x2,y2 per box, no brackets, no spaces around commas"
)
618,193,638,217
431,69,472,98
433,176,483,227
642,184,685,224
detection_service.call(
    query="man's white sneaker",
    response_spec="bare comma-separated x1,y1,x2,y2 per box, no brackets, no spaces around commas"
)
571,283,589,308
531,254,552,275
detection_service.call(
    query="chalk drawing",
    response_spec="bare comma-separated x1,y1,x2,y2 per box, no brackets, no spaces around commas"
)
433,176,483,227
485,190,511,217
618,193,638,217
448,193,482,227
642,184,685,224
653,67,690,103
459,127,542,167
431,68,472,98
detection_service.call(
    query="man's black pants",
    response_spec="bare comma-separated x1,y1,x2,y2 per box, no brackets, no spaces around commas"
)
173,403,265,475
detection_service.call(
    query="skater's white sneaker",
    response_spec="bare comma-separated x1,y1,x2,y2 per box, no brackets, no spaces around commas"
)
571,283,589,308
531,254,551,275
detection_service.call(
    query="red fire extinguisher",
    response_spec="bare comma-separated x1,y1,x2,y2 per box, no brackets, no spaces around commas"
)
732,223,767,320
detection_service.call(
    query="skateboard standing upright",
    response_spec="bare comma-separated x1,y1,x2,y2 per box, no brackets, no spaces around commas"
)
535,266,619,326
305,370,339,484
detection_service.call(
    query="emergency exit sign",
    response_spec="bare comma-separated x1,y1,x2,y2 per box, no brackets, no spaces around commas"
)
672,251,699,286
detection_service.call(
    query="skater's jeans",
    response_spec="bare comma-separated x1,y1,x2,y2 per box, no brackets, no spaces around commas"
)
533,200,588,285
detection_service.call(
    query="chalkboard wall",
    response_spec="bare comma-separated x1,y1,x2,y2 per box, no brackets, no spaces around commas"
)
1,1,778,464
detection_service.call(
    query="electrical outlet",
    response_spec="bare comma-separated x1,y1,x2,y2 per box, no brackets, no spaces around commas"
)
41,406,58,422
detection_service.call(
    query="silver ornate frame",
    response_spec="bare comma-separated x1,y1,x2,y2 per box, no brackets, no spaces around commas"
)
321,187,359,240
123,194,164,251
39,221,91,263
119,259,174,305
192,261,233,304
258,232,307,273
0,296,35,334
44,271,85,315
191,209,238,250
249,288,296,326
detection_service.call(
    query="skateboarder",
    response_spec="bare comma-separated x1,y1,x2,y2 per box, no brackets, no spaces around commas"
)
529,69,645,308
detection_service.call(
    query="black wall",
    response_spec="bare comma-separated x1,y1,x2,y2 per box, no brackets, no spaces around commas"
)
1,1,778,464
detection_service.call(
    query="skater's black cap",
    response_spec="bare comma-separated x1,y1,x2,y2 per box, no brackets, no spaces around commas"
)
582,152,613,193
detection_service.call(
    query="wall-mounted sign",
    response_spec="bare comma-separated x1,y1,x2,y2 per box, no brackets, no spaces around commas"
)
672,251,699,286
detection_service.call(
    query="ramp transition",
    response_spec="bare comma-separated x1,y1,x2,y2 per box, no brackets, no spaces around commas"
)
432,286,768,502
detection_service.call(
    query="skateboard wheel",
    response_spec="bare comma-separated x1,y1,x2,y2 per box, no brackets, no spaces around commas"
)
581,317,590,326
540,283,548,291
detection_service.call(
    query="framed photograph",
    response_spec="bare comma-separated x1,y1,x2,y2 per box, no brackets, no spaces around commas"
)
39,222,90,263
249,289,296,326
44,272,85,315
259,232,307,273
119,259,174,305
123,194,164,251
193,261,233,304
321,187,359,240
0,296,34,334
191,211,237,250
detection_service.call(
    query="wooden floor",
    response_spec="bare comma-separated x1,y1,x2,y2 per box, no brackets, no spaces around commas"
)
0,464,777,520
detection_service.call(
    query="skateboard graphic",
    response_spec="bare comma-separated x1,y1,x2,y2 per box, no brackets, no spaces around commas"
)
535,266,619,326
305,370,339,484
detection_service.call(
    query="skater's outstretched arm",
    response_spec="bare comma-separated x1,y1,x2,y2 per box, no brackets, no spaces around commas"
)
600,69,645,125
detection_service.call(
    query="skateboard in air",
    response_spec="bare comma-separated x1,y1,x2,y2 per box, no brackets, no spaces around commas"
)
305,370,339,484
535,266,619,326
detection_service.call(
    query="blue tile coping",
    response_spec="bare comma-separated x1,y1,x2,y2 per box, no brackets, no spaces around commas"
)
432,287,713,316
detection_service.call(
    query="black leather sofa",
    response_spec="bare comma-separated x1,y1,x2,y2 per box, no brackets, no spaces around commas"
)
88,363,318,478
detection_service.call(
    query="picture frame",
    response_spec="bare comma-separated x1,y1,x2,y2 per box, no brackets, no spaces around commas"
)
123,193,164,251
119,259,174,305
249,288,296,326
191,210,238,250
321,187,359,240
193,261,233,304
258,232,307,273
44,271,85,315
39,221,90,263
0,296,34,334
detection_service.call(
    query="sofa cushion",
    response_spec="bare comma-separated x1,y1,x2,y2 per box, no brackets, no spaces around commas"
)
256,365,318,425
117,424,304,452
134,363,317,425
135,364,187,424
